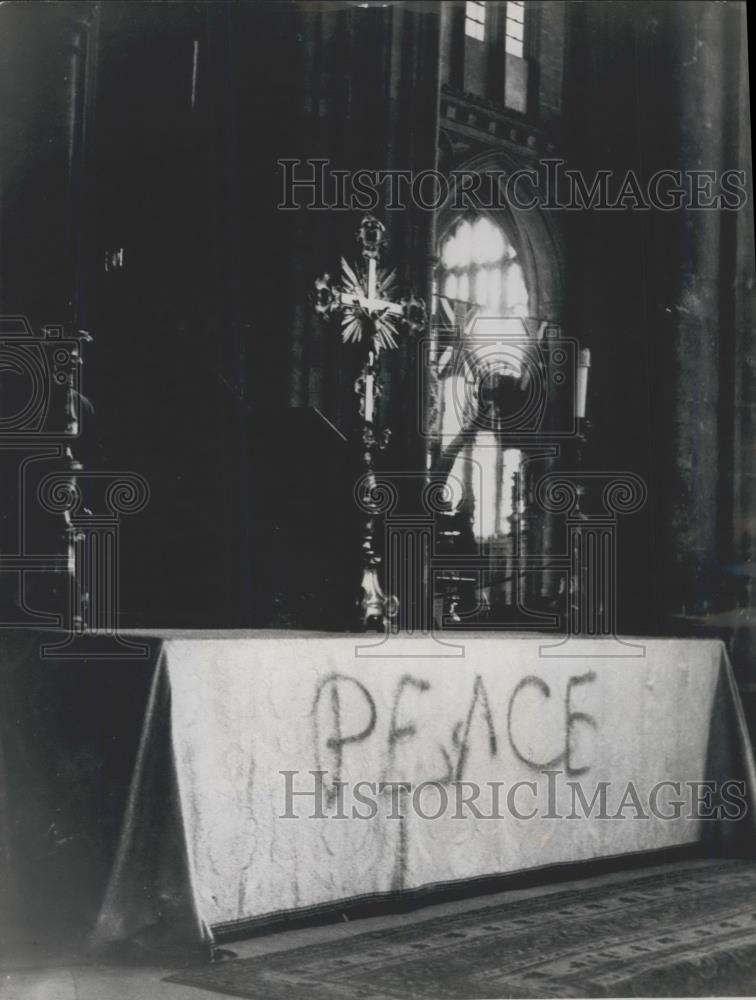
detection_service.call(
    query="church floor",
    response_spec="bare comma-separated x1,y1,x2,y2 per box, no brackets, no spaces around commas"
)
2,856,755,1000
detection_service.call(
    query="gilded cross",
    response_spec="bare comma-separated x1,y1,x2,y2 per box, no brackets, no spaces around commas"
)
312,215,426,630
314,215,425,424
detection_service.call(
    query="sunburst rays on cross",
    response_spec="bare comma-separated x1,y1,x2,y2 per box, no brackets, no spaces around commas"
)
313,215,426,358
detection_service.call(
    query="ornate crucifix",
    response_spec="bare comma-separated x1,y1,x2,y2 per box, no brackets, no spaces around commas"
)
314,215,426,630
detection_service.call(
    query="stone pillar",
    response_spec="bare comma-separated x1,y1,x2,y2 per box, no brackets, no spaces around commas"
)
0,3,96,621
0,2,96,328
728,6,756,680
657,3,728,621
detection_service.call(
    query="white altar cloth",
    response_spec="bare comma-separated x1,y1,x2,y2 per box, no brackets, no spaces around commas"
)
91,632,756,952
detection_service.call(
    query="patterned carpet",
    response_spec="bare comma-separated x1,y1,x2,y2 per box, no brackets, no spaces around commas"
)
168,859,756,998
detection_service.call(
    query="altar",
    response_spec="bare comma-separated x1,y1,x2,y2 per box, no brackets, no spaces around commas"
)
74,630,756,955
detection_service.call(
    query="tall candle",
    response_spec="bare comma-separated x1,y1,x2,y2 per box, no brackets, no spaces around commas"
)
364,370,374,423
364,350,375,423
576,348,591,420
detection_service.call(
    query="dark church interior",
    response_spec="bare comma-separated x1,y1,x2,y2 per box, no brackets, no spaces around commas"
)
0,1,755,998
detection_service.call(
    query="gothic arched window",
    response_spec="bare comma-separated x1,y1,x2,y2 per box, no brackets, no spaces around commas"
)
431,213,533,622
438,216,528,317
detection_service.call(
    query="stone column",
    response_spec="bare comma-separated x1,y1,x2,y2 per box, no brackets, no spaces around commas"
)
0,2,96,328
657,3,728,621
0,3,96,620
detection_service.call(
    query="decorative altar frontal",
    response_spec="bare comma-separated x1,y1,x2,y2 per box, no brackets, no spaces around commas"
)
91,632,755,953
